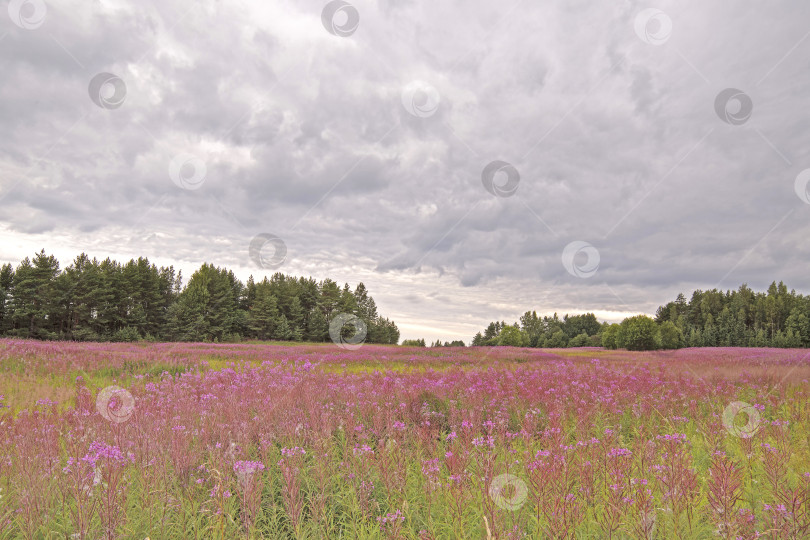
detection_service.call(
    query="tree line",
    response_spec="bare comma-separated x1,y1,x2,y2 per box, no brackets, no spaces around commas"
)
0,250,399,344
471,281,810,350
401,338,466,347
471,312,603,347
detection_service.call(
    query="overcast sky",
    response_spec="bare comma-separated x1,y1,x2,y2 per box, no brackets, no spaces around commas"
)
1,0,809,343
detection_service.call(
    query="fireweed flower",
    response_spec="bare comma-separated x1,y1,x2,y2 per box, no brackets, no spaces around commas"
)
4,341,810,536
353,444,373,456
233,460,265,487
377,510,405,524
421,459,440,477
472,436,494,448
82,442,133,467
655,433,689,443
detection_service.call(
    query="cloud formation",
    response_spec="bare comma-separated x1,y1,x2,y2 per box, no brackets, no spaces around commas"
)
1,0,809,342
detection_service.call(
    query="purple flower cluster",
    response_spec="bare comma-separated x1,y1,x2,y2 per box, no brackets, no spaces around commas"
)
81,441,133,468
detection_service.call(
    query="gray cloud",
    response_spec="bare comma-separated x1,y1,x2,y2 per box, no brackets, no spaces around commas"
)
1,0,810,343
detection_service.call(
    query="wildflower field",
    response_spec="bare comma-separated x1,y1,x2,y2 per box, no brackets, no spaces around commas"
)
1,339,809,539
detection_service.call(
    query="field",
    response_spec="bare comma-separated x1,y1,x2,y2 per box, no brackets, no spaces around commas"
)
1,340,809,539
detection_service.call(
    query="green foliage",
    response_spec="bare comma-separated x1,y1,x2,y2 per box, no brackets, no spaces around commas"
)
428,339,465,347
478,312,603,348
620,315,660,351
497,325,526,346
568,332,590,347
0,251,399,345
474,282,810,350
545,329,568,348
659,320,684,349
110,326,141,342
656,282,810,348
562,313,601,338
306,307,329,342
600,324,620,349
401,338,426,347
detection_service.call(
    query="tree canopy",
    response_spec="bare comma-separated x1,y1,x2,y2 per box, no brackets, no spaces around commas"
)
472,282,810,351
0,250,399,344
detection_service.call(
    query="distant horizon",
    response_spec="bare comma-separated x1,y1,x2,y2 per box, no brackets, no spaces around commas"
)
2,246,806,344
0,245,646,343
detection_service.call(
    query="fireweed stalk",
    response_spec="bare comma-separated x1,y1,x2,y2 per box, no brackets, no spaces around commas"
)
760,421,810,538
207,469,234,539
377,509,406,539
349,443,377,520
627,477,656,540
421,457,441,533
278,448,305,533
376,437,408,506
706,451,744,540
472,435,499,533
596,446,633,537
9,404,59,538
548,445,583,539
652,433,699,537
233,460,265,534
82,441,134,540
443,445,471,538
309,438,334,533
58,434,99,540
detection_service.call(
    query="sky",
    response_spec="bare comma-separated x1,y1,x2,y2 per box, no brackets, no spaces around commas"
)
1,0,809,343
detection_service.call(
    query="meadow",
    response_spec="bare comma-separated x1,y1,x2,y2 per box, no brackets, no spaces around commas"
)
0,339,809,539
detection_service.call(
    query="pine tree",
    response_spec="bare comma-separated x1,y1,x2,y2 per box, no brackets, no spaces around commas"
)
306,307,328,342
247,282,279,340
288,297,305,341
274,315,293,341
